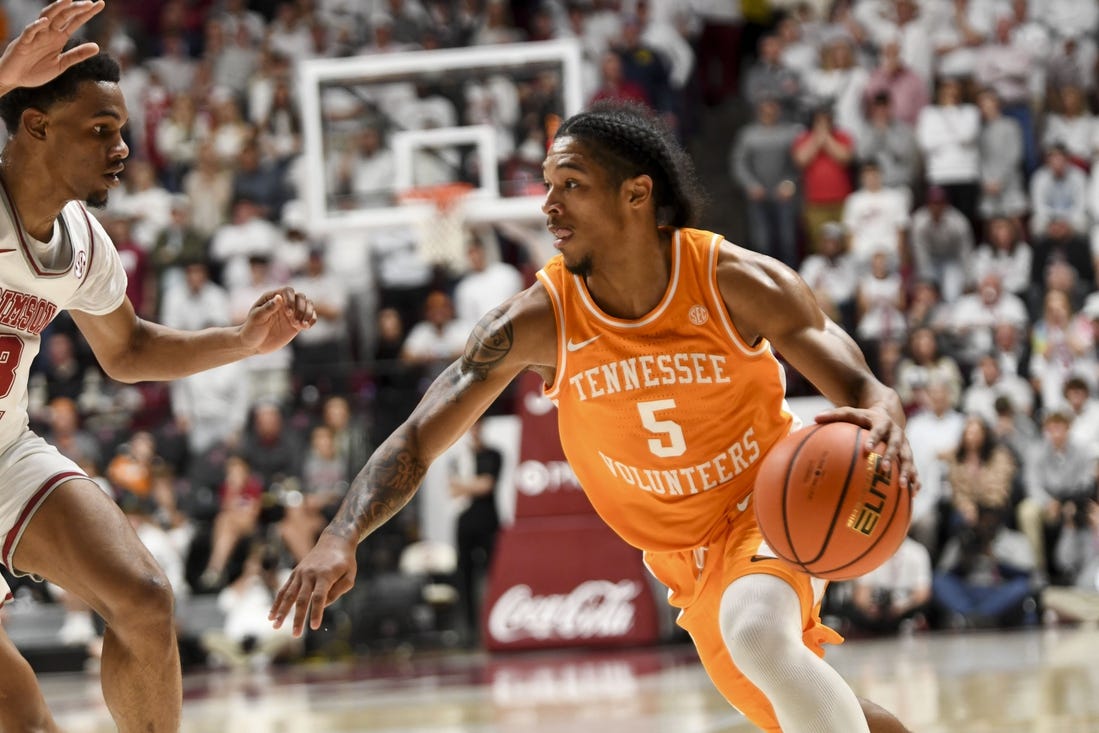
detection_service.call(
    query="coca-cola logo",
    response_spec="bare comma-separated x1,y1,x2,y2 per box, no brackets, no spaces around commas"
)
488,580,640,643
515,459,582,496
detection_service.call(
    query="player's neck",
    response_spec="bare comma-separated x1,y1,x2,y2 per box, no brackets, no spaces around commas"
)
0,148,67,242
584,226,672,320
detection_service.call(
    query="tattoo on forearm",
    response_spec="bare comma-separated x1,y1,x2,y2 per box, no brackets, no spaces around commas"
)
461,306,513,381
328,307,515,543
330,429,427,542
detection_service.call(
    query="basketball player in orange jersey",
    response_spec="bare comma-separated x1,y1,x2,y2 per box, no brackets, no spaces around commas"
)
271,101,918,732
0,5,317,730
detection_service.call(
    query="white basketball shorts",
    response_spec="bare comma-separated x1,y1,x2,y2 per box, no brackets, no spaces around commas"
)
0,430,85,577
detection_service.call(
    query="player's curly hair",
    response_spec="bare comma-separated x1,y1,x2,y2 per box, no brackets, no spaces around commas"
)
0,53,120,133
554,101,705,228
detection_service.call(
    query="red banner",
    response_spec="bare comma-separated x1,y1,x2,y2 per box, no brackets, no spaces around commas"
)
512,372,594,518
483,372,660,651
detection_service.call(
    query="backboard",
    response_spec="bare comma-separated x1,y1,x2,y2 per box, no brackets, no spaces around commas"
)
296,39,585,233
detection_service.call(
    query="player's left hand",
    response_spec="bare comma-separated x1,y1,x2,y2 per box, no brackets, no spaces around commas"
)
0,0,105,92
815,405,920,494
240,287,316,354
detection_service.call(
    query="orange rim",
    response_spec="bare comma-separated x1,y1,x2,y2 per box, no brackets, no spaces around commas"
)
397,182,475,212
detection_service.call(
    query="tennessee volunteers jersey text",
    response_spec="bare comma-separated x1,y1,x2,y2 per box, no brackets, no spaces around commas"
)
536,228,796,552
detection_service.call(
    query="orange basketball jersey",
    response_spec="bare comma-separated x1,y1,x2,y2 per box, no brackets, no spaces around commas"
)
536,228,796,553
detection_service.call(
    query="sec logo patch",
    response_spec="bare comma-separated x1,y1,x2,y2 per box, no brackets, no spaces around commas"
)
688,304,709,325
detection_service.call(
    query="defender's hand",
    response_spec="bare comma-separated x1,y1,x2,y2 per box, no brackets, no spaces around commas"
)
0,1,105,92
240,288,316,355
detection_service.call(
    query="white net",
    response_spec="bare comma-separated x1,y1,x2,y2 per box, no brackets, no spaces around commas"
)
399,183,474,272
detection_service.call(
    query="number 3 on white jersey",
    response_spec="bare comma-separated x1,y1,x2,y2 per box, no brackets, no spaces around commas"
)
637,399,686,457
0,335,24,399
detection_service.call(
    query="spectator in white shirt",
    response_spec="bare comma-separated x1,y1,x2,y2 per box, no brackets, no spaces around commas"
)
155,93,208,190
1003,0,1051,102
855,251,906,345
453,235,524,326
401,290,468,388
888,0,935,87
930,0,997,80
963,351,1036,426
905,376,968,551
147,34,197,97
776,15,817,84
1042,85,1097,167
217,0,267,45
636,0,696,94
895,326,964,413
289,246,351,403
842,159,909,270
171,360,250,456
331,125,397,208
798,221,858,332
1085,161,1099,283
1039,0,1099,51
210,198,284,291
917,76,982,231
1063,376,1099,459
111,159,174,251
972,216,1033,298
160,262,231,332
227,255,293,404
267,1,318,62
949,272,1030,368
803,35,869,141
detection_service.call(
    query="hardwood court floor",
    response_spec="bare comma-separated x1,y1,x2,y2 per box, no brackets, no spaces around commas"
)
35,626,1099,732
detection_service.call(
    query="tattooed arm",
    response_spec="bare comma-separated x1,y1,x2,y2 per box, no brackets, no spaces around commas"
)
270,284,558,636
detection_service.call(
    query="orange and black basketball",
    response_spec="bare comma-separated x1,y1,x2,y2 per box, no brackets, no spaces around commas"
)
753,422,911,581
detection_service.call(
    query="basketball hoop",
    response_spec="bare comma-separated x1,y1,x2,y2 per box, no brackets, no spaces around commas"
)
397,182,475,271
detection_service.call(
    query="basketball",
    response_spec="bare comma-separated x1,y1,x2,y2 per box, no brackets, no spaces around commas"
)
752,422,911,581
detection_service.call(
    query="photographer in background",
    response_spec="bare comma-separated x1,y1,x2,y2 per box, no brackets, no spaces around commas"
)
201,542,300,669
933,505,1037,629
846,535,933,635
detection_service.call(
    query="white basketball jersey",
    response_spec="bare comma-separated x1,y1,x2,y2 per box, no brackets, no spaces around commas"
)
0,183,127,449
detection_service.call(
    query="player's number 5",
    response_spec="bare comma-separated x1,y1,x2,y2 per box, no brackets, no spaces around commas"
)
637,399,686,457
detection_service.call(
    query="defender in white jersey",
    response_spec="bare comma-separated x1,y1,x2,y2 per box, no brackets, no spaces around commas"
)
0,15,317,732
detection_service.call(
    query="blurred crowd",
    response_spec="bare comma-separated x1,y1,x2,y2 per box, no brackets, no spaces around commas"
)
0,0,1098,663
731,0,1099,636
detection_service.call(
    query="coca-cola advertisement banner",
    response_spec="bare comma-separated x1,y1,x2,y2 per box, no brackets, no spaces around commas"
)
513,372,597,519
483,517,660,651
